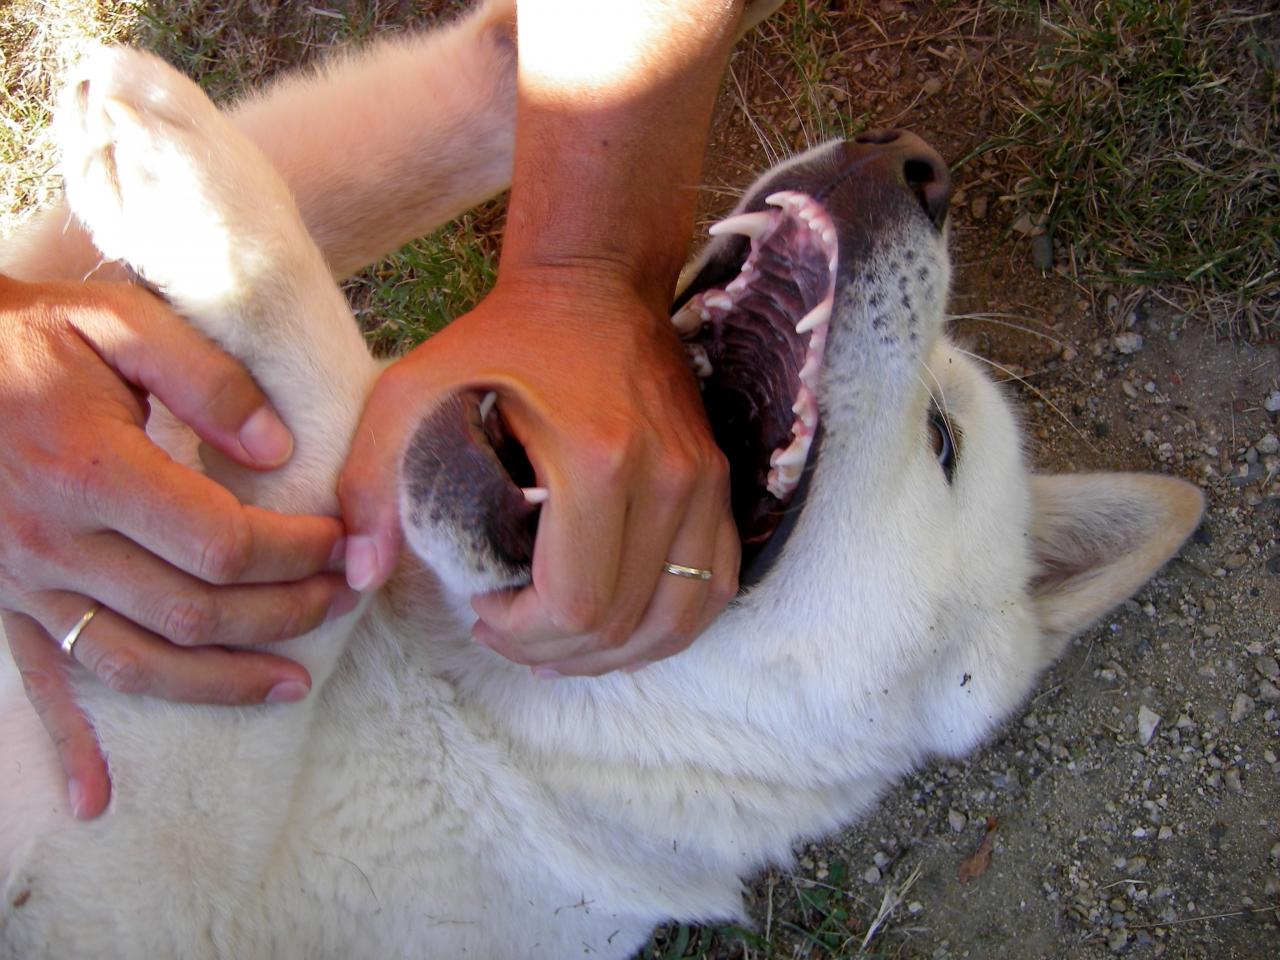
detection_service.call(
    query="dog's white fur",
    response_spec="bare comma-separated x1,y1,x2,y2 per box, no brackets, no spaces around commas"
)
0,1,1202,956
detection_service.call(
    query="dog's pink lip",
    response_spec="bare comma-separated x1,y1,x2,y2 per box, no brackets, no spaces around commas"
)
672,190,837,558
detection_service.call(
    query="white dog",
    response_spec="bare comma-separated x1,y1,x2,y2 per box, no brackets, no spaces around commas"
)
0,1,1202,957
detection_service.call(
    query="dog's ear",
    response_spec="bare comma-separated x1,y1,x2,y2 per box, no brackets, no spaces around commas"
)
1028,473,1204,656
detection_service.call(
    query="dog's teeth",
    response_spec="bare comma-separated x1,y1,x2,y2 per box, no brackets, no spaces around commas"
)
792,388,818,429
764,191,800,209
478,391,498,422
685,342,714,378
521,487,549,505
795,300,831,334
670,299,702,334
821,227,837,248
703,291,734,312
725,275,751,295
772,443,808,469
708,211,773,239
799,353,821,385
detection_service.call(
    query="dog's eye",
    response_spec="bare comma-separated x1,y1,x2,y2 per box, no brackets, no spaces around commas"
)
928,407,958,483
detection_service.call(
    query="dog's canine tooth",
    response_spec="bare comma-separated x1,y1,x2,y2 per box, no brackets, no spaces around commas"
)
795,299,831,334
521,487,549,505
479,390,498,423
708,210,773,239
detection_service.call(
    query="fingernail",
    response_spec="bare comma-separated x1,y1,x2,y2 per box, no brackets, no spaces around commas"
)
532,667,561,680
345,536,380,591
326,536,347,572
265,680,310,705
68,778,86,819
325,587,361,622
239,406,293,466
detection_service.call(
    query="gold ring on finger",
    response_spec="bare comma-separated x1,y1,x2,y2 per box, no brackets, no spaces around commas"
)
60,602,103,658
662,561,713,581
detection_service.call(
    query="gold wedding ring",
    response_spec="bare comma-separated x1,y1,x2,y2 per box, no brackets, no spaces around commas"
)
60,602,102,657
662,562,713,581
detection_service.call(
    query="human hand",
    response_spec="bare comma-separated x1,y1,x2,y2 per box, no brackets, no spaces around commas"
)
0,275,355,819
340,267,738,676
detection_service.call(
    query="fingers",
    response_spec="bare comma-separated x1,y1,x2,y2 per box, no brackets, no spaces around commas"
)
473,450,738,675
88,428,345,586
35,591,313,704
539,462,738,677
71,283,294,468
50,532,356,648
5,611,111,820
338,360,415,592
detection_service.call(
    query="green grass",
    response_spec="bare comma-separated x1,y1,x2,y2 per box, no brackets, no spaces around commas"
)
978,0,1279,333
347,206,502,355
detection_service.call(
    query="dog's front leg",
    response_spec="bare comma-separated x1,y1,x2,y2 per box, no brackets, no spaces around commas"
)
0,0,518,285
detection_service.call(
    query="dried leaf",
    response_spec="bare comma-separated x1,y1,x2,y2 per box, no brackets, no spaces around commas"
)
957,819,999,884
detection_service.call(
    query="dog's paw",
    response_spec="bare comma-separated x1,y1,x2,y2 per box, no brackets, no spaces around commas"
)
56,47,307,323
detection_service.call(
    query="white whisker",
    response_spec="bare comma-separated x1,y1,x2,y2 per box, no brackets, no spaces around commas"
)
954,347,1094,447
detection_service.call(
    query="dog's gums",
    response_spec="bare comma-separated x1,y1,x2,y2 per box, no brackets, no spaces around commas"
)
674,190,835,557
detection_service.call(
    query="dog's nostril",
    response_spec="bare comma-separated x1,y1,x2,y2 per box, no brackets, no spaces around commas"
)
903,155,952,229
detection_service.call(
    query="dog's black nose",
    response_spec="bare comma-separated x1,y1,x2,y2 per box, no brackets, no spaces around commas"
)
844,129,952,228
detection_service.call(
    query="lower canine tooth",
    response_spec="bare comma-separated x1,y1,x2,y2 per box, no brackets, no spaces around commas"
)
703,291,734,311
708,210,773,239
478,391,498,422
522,487,549,504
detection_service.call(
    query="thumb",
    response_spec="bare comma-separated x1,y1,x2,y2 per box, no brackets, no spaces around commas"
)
74,281,294,469
337,358,419,592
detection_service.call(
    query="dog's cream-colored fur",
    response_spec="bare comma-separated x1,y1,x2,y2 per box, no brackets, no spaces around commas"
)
0,1,1202,956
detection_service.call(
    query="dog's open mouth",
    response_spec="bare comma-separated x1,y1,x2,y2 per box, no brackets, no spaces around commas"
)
456,192,839,582
425,192,838,587
672,191,837,570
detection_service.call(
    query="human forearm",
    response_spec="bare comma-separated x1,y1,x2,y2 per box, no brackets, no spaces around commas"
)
500,0,744,310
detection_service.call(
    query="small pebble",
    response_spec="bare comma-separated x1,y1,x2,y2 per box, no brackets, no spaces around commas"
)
863,865,882,884
1231,692,1255,722
1114,332,1144,354
1265,390,1280,414
948,809,968,833
1137,705,1161,745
